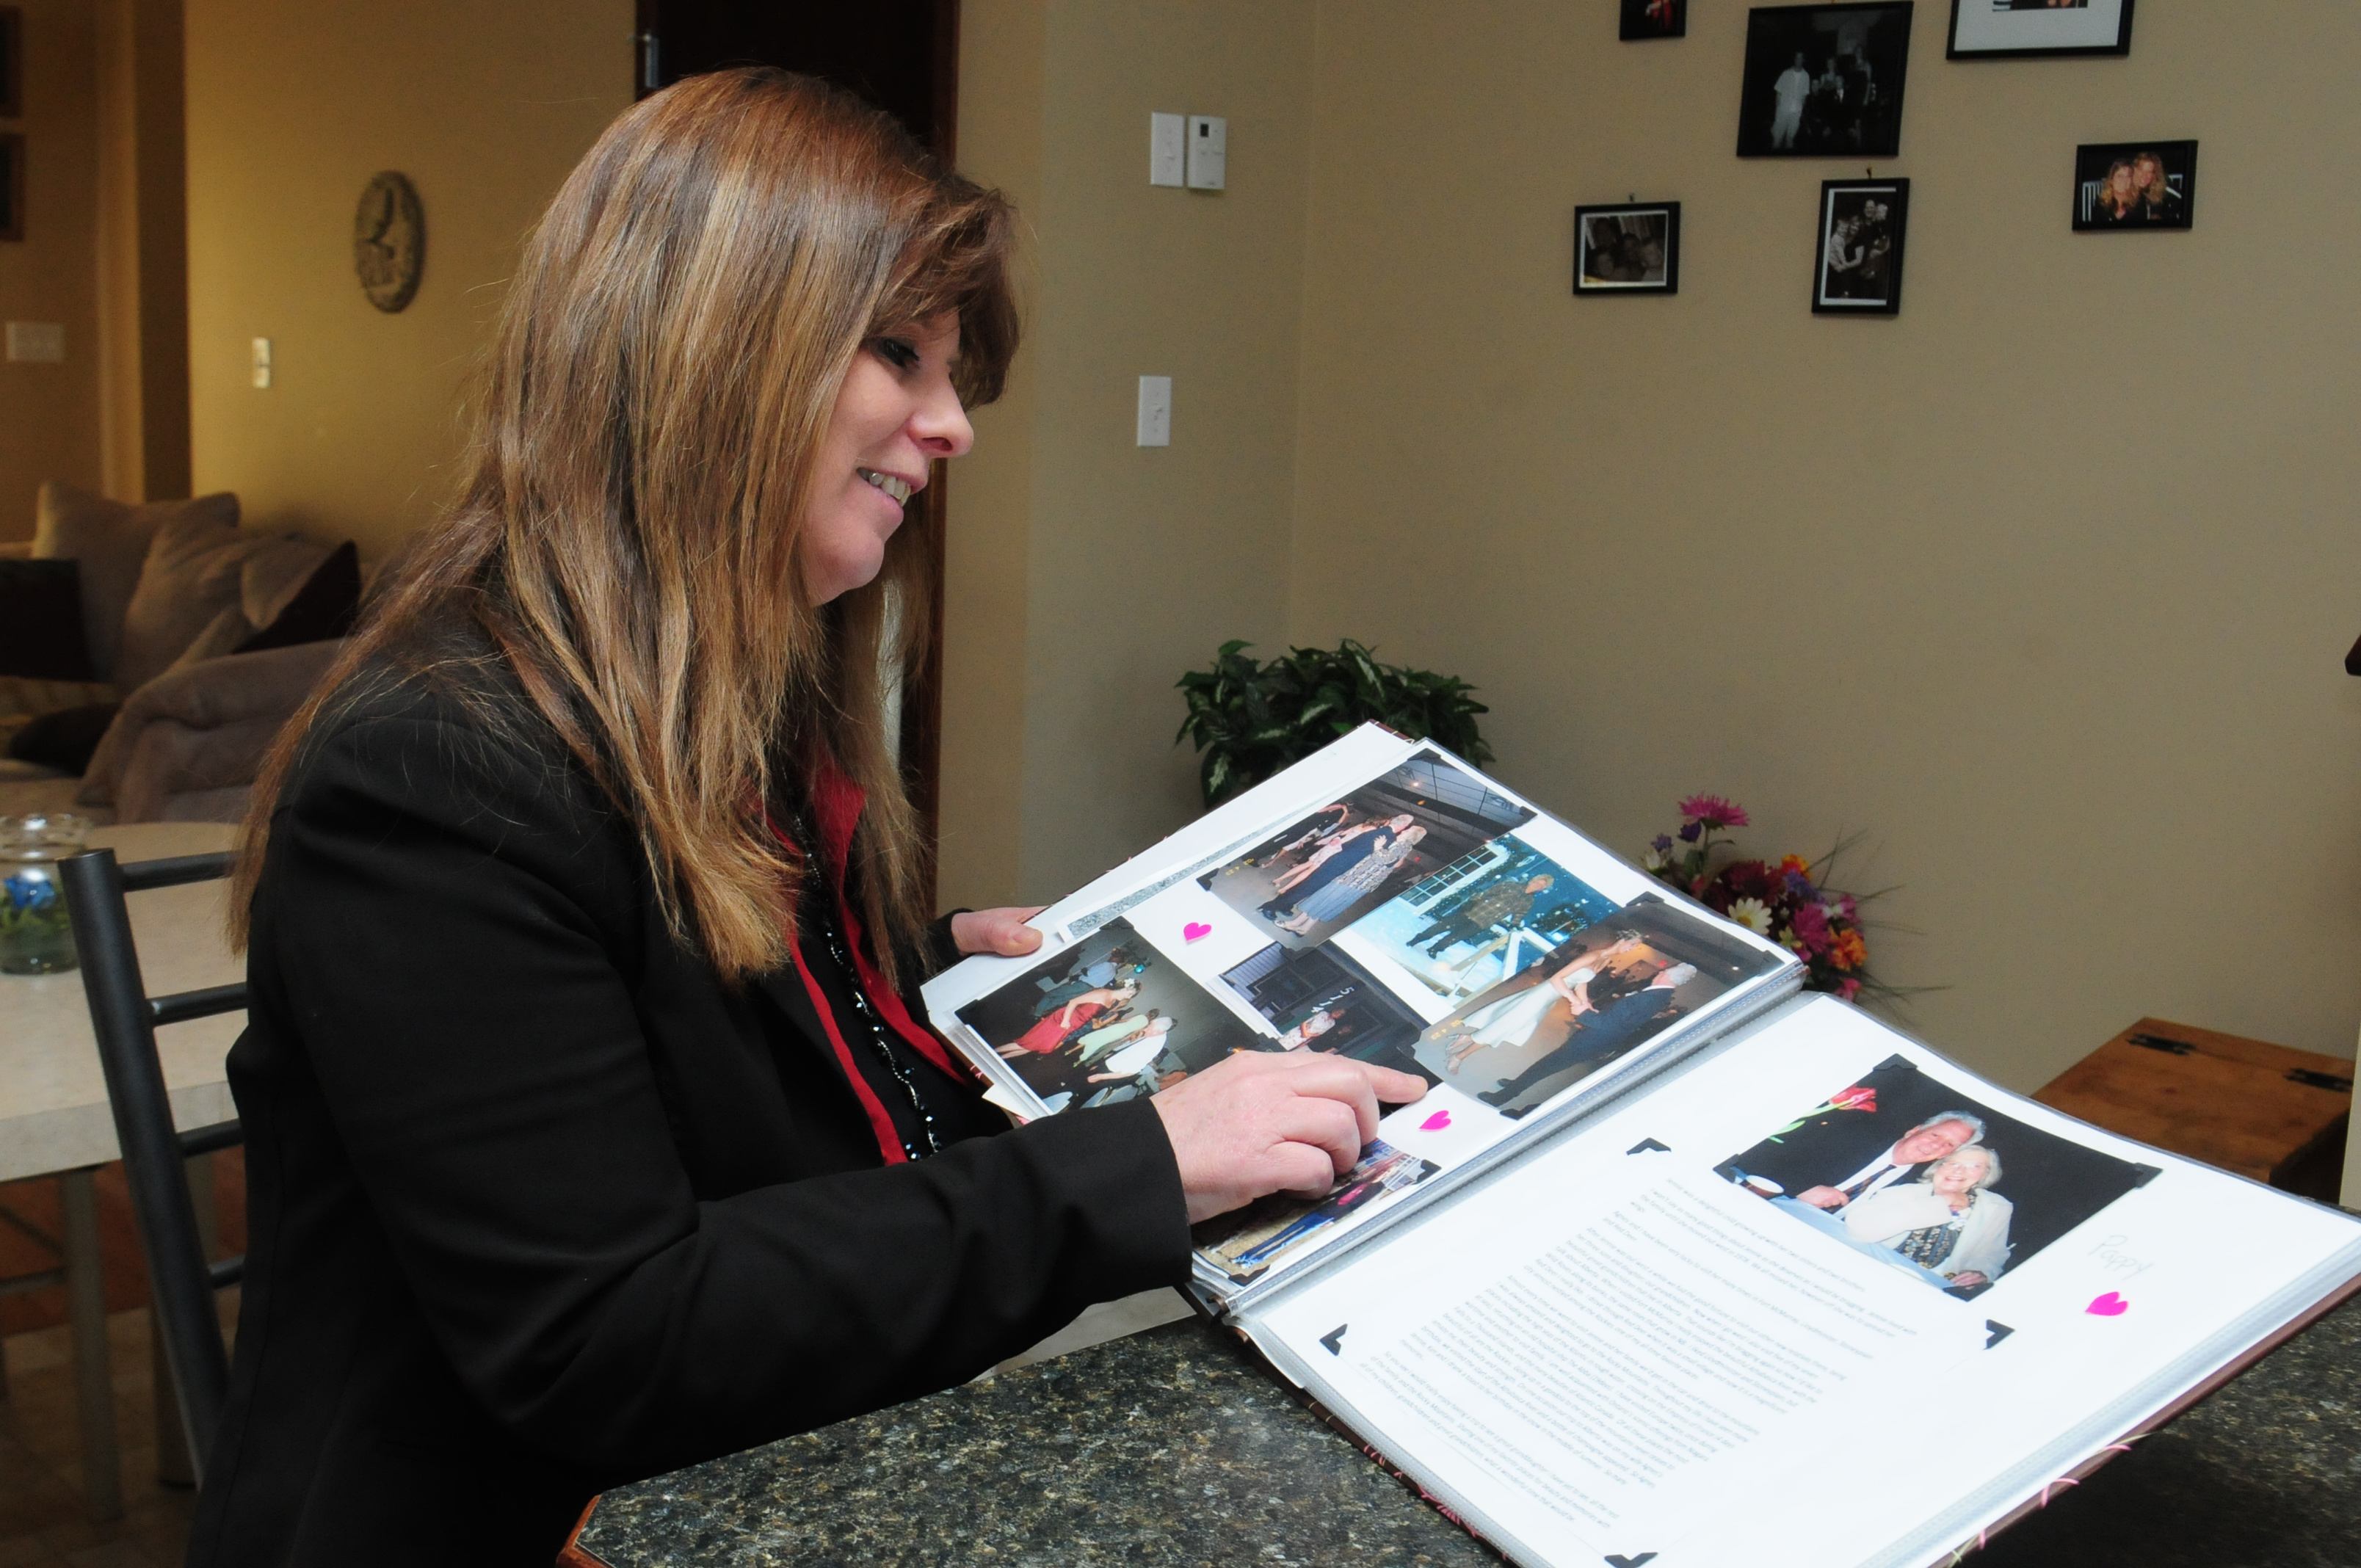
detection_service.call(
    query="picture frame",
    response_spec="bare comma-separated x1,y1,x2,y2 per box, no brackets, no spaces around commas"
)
0,134,21,244
1812,178,1909,315
0,7,18,121
1948,0,2133,61
1737,3,1916,159
1620,0,1688,40
1573,202,1681,296
2072,139,2194,231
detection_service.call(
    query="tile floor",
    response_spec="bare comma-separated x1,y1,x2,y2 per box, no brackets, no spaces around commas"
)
0,1307,201,1568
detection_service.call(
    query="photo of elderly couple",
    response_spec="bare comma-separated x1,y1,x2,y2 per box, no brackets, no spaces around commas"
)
952,918,1264,1111
1198,750,1537,948
1411,896,1783,1117
1715,1055,2153,1299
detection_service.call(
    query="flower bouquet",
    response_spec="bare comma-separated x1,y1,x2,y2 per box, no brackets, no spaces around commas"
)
1644,794,1899,1003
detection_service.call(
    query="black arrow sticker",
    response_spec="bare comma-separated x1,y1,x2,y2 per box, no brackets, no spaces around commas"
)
1985,1321,2014,1350
1626,1138,1670,1156
1606,1553,1659,1567
1320,1324,1349,1357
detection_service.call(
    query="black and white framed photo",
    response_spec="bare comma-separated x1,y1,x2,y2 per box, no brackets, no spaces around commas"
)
1737,3,1915,159
1573,203,1680,295
1948,0,2133,60
2073,139,2194,231
1620,0,1688,40
0,135,21,244
1812,178,1909,314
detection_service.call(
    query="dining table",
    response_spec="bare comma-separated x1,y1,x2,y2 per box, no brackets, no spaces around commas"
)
0,819,242,1520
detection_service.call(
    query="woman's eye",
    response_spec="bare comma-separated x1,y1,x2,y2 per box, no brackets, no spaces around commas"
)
873,337,920,370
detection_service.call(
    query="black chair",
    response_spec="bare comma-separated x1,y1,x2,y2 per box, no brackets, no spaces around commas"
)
58,846,246,1486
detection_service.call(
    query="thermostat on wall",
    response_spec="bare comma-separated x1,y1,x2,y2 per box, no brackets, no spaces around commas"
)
1186,115,1226,190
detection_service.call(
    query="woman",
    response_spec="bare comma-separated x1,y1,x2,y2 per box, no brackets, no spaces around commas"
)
195,70,1421,1565
1084,1016,1180,1084
1275,1007,1340,1050
2092,158,2141,222
1070,1005,1161,1065
1276,824,1427,934
2131,150,2183,222
997,980,1137,1058
1440,933,1655,1072
1263,813,1416,914
1842,1144,2014,1289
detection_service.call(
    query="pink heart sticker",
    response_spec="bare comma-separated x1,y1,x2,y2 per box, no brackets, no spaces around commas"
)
2086,1291,2129,1317
1420,1110,1452,1131
1182,921,1214,944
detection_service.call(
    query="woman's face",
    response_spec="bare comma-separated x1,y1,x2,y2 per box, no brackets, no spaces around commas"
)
801,313,974,603
2108,164,2136,200
1932,1151,1988,1196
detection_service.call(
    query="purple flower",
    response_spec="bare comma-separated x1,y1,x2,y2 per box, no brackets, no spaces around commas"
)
1785,869,1817,901
1677,821,1701,843
1651,835,1675,854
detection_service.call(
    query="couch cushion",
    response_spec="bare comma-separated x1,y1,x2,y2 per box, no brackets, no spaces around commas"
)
0,558,98,681
7,703,120,776
115,511,322,692
240,534,336,629
0,674,119,727
34,483,240,680
236,541,360,653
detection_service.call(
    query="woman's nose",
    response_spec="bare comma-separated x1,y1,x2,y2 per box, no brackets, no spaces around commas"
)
913,381,974,460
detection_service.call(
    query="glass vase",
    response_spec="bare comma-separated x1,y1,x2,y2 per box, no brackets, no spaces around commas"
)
1,812,90,975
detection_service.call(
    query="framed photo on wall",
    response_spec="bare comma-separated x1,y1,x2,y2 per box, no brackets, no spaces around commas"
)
2073,139,2194,231
1621,0,1688,40
1812,178,1908,314
1573,203,1680,295
0,135,21,244
1948,0,2133,60
0,7,18,120
1737,3,1915,159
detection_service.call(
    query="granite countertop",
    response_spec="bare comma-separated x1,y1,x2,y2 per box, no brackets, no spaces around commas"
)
570,1297,2361,1567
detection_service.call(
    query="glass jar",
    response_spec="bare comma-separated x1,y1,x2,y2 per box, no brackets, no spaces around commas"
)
1,812,90,975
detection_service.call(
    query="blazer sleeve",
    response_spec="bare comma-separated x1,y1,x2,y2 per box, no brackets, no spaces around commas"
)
256,712,1192,1479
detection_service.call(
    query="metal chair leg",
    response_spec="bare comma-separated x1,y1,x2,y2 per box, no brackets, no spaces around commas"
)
60,1169,123,1521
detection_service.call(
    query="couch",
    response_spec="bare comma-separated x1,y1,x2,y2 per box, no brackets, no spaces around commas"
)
1,483,359,825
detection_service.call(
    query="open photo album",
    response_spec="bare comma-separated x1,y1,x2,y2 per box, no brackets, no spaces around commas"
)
922,727,2361,1567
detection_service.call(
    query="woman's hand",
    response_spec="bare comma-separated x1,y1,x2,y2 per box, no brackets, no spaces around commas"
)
1150,1051,1429,1224
951,907,1046,957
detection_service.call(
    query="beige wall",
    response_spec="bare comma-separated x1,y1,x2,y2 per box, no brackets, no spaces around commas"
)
95,0,189,504
182,0,630,557
0,0,104,539
943,0,1316,907
1286,4,2361,1082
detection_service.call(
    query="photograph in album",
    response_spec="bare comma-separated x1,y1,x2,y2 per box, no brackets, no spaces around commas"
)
1198,749,1535,948
1219,942,1439,1085
952,918,1265,1109
1197,1140,1443,1284
1342,836,1616,1003
1412,895,1781,1116
1715,1053,2155,1299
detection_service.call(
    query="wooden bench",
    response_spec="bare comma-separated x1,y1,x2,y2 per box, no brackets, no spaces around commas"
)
2036,1017,2351,1202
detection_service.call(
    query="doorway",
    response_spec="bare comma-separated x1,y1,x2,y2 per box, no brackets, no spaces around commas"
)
633,1,961,893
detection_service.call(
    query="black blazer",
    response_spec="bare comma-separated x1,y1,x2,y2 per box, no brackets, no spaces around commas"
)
186,653,1192,1566
1716,1112,1919,1199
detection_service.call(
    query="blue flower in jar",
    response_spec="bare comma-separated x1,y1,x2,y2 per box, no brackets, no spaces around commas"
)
5,872,59,913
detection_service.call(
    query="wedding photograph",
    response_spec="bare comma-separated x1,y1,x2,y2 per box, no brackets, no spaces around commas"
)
1195,1140,1443,1283
2074,139,2196,231
1341,838,1617,1001
1736,2,1915,159
951,918,1267,1109
1813,178,1910,314
1219,941,1440,1085
1412,895,1780,1116
1714,1056,2154,1299
1948,0,2134,60
1197,749,1535,948
1574,203,1681,295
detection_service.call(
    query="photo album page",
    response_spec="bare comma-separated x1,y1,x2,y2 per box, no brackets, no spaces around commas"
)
921,726,1799,1300
1236,996,2361,1568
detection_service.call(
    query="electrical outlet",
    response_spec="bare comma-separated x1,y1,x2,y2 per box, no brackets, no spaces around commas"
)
1136,376,1171,447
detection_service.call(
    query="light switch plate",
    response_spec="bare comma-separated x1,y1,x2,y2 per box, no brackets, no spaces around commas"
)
4,322,65,363
1150,112,1185,188
251,337,273,389
1136,375,1171,447
1186,115,1227,190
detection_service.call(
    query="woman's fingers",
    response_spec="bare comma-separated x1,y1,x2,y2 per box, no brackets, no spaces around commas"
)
951,907,1047,957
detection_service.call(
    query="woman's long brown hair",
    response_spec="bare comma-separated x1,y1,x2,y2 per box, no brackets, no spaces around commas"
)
229,69,1018,985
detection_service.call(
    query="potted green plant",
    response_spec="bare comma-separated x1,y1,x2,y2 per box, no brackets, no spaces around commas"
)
1175,639,1492,808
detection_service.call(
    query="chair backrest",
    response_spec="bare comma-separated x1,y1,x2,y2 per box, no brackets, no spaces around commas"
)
58,846,245,1486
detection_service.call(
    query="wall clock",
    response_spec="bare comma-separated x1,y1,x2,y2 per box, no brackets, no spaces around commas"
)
354,171,425,313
